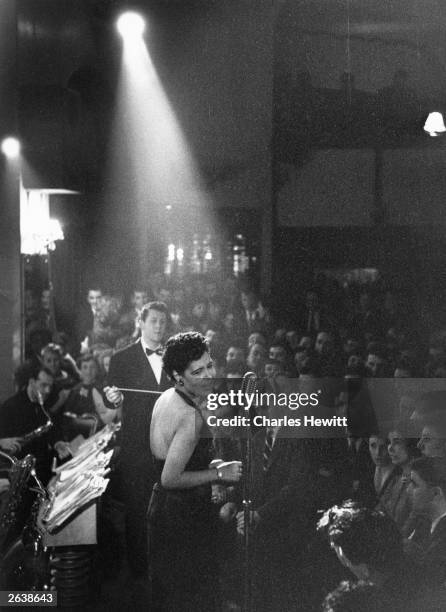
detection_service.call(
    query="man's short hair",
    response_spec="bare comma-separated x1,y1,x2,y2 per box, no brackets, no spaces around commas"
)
140,301,169,322
163,332,209,378
411,457,446,495
317,501,402,573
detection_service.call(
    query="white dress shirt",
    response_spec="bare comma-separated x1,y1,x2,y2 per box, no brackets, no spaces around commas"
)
140,338,163,385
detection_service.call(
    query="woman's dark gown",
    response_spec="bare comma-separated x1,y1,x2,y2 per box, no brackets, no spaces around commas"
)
149,390,218,612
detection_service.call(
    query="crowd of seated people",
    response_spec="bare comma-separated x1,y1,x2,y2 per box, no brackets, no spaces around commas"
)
4,271,446,610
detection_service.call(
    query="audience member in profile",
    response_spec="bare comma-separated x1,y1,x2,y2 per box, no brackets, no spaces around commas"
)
369,432,396,503
406,457,446,599
318,501,415,611
379,421,420,531
417,416,446,459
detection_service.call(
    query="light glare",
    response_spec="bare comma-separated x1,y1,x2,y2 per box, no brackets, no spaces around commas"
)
1,137,20,158
424,112,446,137
117,12,145,38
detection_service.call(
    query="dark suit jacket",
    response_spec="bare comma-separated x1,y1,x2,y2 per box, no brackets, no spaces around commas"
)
249,428,318,545
418,516,446,587
75,304,94,347
107,340,171,469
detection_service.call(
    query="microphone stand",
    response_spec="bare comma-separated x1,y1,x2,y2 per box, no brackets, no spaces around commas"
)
241,372,257,612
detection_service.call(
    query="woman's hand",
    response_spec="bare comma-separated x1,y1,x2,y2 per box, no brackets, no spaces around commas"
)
216,461,242,483
219,502,237,523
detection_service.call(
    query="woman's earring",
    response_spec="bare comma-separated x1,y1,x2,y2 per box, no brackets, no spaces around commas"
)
178,379,184,386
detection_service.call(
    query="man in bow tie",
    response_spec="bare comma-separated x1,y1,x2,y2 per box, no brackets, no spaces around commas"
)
104,301,171,593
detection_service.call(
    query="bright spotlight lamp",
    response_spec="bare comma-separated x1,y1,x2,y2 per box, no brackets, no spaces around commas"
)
116,12,145,38
1,137,20,158
424,112,446,138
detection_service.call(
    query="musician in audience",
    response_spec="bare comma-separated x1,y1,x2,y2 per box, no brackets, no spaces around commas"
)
0,363,54,483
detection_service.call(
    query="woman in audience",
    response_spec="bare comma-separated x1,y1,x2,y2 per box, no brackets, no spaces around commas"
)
318,501,416,612
369,432,396,502
377,420,420,533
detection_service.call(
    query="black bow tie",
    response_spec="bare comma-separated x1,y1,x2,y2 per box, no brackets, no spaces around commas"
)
145,347,163,357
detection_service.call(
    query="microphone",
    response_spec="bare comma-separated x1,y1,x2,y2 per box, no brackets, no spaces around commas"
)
240,371,257,612
241,371,257,396
241,371,257,417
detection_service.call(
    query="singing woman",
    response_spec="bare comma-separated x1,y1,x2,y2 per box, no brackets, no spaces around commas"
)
149,331,242,612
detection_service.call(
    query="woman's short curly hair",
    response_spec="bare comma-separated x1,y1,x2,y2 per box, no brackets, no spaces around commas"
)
162,332,209,379
317,501,402,573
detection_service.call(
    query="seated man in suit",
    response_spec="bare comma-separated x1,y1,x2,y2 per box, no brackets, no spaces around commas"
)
407,456,446,589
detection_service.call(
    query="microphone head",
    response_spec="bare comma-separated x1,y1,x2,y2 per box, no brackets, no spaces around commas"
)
241,371,257,395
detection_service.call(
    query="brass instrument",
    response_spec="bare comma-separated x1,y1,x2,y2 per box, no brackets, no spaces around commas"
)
20,421,53,446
